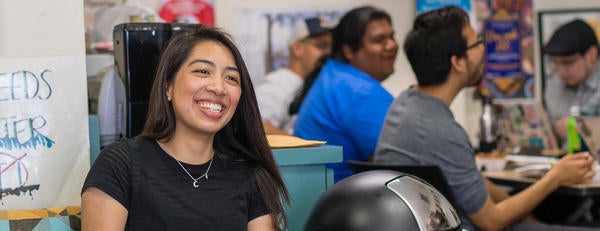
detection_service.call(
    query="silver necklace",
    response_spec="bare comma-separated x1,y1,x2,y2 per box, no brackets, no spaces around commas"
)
158,141,214,188
175,157,213,188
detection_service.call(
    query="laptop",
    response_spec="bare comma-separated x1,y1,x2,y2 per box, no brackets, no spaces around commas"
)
576,116,600,160
494,99,560,153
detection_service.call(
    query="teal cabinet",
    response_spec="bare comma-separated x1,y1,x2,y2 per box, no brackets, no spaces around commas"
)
272,145,343,231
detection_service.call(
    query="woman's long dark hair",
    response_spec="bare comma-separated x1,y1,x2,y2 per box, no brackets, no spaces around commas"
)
142,28,289,230
288,6,392,116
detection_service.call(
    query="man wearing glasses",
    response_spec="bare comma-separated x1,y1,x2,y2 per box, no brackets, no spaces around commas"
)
255,17,332,135
544,19,600,140
375,6,596,231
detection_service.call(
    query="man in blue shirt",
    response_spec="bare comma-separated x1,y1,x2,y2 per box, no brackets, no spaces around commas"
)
293,6,398,182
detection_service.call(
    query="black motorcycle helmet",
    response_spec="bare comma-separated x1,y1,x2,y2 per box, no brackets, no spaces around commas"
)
305,170,462,231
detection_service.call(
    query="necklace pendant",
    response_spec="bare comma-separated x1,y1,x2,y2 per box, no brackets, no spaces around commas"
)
193,180,200,188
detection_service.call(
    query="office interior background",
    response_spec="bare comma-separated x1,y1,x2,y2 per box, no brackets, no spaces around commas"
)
5,0,600,145
2,0,600,229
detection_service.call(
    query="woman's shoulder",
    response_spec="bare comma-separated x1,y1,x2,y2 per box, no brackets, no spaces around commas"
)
216,147,251,167
100,138,129,154
97,136,154,161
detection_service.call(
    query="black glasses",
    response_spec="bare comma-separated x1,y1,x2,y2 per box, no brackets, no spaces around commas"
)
466,34,484,50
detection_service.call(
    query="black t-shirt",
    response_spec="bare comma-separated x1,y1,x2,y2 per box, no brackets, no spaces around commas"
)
82,137,269,230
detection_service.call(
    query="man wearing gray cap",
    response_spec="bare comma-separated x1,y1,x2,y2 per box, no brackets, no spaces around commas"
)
544,19,600,139
256,17,332,135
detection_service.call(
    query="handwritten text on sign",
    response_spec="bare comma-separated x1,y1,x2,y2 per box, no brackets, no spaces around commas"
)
0,56,89,210
1,70,54,150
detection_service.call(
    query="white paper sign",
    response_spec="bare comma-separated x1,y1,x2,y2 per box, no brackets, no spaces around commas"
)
0,56,90,210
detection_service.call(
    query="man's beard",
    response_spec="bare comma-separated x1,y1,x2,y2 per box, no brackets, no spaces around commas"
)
466,60,484,87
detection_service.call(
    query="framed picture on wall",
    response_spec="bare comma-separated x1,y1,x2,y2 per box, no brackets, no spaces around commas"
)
537,9,600,97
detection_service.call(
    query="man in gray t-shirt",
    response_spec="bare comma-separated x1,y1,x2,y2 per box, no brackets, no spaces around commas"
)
374,6,595,231
375,88,486,230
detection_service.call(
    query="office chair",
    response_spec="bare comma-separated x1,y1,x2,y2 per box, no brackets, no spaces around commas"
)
347,160,457,207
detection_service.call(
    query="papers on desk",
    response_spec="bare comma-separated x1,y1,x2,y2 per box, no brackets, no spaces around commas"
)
513,164,552,179
505,154,558,179
505,154,600,180
505,154,559,165
266,134,326,148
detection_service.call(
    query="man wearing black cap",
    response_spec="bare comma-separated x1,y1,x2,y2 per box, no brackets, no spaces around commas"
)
544,19,600,139
255,17,332,135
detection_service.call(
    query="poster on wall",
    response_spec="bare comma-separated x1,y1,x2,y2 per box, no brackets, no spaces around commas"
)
416,0,471,14
0,56,90,210
474,0,534,99
483,9,523,98
413,0,533,98
234,7,345,84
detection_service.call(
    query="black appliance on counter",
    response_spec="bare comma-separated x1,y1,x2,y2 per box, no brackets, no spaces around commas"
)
113,23,204,138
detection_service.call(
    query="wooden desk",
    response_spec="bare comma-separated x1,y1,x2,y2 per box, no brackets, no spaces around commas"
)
484,170,600,226
484,170,600,196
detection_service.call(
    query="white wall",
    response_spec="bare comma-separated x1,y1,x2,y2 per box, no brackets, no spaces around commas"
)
0,0,85,56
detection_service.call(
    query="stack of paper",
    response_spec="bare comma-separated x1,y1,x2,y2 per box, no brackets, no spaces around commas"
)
266,134,326,149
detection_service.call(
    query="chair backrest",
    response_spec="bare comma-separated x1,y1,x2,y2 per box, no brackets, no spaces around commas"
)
347,160,456,207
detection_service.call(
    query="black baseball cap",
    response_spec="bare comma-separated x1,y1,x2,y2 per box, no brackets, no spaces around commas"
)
289,17,332,45
543,19,599,56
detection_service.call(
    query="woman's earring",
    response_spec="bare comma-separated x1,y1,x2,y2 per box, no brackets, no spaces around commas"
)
167,95,172,101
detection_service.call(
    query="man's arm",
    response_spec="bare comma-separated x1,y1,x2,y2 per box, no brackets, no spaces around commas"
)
469,153,595,230
484,178,510,202
485,178,543,222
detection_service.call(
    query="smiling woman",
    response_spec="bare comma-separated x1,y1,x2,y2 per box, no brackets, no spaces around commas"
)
167,40,242,134
81,28,288,231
